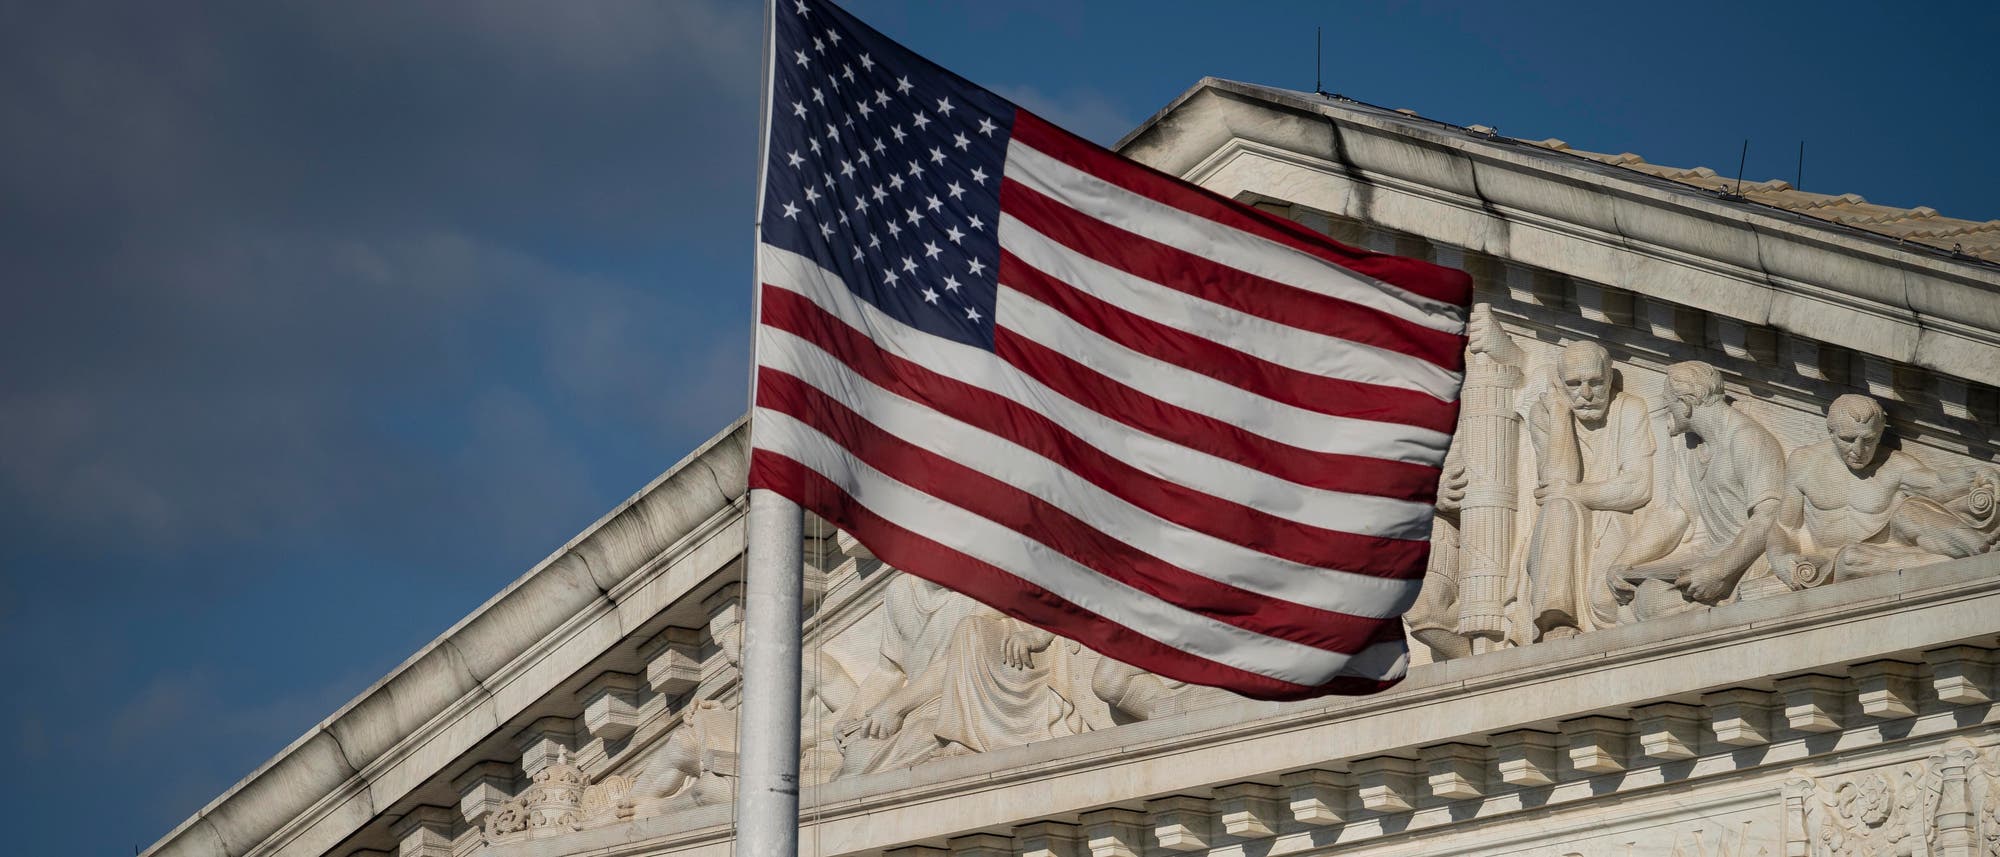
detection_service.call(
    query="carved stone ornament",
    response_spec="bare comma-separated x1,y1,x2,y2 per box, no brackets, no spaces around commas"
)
1785,739,2000,856
483,749,589,843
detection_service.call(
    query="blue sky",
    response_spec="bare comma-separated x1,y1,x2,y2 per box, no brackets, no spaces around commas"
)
1,1,1993,853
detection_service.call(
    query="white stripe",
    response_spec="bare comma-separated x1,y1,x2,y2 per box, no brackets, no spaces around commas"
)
756,406,1359,686
761,245,1438,540
1005,141,1465,333
761,325,1423,617
997,289,1437,538
995,273,1450,468
999,213,1462,400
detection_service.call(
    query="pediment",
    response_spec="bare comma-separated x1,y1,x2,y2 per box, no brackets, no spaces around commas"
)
145,79,2000,857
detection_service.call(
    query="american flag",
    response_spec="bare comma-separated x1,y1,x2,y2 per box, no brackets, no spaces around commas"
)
750,0,1471,700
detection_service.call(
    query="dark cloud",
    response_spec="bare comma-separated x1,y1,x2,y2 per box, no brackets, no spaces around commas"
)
0,2,761,852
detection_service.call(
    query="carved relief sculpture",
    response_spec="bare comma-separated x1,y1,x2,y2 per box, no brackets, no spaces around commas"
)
1523,341,1654,639
1766,394,1999,589
1606,361,1785,621
1785,739,2000,857
836,574,1082,777
1410,304,1526,659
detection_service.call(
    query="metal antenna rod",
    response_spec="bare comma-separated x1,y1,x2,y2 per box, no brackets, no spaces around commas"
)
1315,27,1323,94
1734,139,1750,197
1796,140,1806,190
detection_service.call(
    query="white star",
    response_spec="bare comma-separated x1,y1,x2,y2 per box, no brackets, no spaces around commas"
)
854,196,869,213
945,225,965,243
965,306,982,322
868,233,881,249
808,138,821,154
929,146,946,164
970,166,989,184
968,214,985,231
887,173,905,191
811,87,824,104
842,64,856,82
794,50,809,68
946,181,965,200
925,194,943,212
852,245,864,261
873,137,887,154
922,287,940,304
896,75,913,94
967,258,987,275
804,186,821,203
786,151,804,168
886,220,902,238
827,29,841,46
838,209,848,225
936,96,954,115
952,132,971,151
858,102,873,118
859,53,875,71
782,201,801,219
923,240,942,259
870,184,888,202
819,222,835,238
943,275,962,292
843,113,855,128
794,0,809,16
977,116,998,136
890,124,907,143
823,173,834,189
813,36,825,54
792,101,807,118
883,269,899,286
839,160,856,178
874,89,891,107
825,123,839,141
857,151,870,166
907,159,924,178
912,111,931,130
905,207,922,225
901,256,918,273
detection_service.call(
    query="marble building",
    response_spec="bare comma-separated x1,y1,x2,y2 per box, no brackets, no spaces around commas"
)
143,79,2000,857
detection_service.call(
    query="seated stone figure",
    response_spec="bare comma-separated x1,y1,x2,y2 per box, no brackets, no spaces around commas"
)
1766,394,1998,588
1524,341,1654,639
1605,361,1784,621
835,574,1082,777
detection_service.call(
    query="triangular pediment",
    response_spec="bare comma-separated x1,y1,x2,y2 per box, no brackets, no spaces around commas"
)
147,79,2000,857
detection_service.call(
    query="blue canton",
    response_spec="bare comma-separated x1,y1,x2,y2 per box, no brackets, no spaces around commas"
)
761,0,1012,349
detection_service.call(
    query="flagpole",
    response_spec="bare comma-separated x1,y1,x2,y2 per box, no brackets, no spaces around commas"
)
737,1,805,857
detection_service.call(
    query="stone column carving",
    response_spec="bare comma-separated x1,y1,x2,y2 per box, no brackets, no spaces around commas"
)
1409,304,1524,659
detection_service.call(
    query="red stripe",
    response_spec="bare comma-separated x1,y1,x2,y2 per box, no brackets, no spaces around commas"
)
759,368,1404,653
1001,176,1465,372
1011,109,1473,308
750,449,1405,700
999,248,1461,440
761,285,1432,578
993,325,1442,504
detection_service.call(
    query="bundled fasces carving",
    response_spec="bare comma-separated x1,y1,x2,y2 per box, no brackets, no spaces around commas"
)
1416,306,1999,661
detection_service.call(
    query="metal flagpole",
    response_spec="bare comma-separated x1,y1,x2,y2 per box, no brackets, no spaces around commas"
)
738,490,804,857
737,1,805,856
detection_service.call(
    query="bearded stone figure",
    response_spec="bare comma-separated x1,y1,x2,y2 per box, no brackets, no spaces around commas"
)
1604,361,1784,621
1766,394,2000,587
1523,341,1654,639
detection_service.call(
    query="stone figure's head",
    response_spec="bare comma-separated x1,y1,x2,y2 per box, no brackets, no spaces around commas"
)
1826,394,1887,471
1663,361,1725,436
1557,341,1614,424
710,606,743,668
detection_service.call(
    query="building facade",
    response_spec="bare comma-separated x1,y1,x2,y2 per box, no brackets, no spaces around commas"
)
146,79,2000,857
